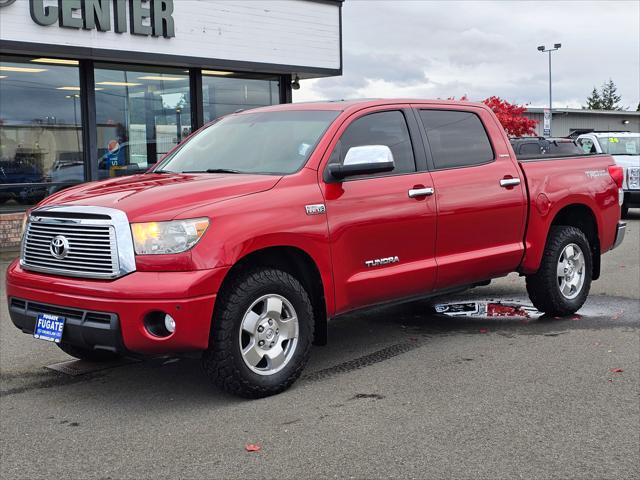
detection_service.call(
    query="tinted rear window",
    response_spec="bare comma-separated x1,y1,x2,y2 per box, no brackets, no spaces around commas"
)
519,143,541,155
546,141,584,155
419,110,494,169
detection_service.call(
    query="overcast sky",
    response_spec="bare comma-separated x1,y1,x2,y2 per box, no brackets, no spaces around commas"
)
294,0,639,110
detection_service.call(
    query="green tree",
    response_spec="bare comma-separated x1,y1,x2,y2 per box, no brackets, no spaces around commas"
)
600,79,622,110
584,87,602,110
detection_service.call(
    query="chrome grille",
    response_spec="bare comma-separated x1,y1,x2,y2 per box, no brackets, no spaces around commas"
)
20,206,136,280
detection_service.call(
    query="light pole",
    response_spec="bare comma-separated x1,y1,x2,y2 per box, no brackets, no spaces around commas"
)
537,43,561,136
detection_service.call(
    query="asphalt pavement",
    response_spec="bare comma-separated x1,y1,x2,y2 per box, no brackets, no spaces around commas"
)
1,212,638,479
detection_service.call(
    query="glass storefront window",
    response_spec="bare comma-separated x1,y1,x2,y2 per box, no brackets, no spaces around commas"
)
94,65,191,178
0,58,284,211
0,55,83,211
202,74,280,123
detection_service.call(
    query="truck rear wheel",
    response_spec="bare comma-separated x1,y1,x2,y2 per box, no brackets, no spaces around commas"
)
202,268,314,398
526,226,592,316
57,342,121,362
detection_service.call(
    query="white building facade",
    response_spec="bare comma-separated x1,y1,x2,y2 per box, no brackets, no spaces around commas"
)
0,0,343,247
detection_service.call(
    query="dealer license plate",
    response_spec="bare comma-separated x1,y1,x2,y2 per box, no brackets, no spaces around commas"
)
34,313,65,343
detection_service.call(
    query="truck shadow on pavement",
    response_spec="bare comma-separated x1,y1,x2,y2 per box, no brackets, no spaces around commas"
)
1,292,637,405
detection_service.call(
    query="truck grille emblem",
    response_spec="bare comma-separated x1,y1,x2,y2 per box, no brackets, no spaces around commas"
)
49,235,70,260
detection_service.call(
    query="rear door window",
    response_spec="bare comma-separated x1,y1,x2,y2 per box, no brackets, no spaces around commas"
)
418,110,494,169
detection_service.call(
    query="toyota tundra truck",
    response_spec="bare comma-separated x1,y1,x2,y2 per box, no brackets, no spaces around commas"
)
6,100,626,398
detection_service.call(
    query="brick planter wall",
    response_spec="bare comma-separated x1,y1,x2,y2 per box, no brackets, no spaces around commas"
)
0,213,24,251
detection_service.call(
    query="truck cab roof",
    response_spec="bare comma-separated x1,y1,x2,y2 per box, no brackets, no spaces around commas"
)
246,98,487,114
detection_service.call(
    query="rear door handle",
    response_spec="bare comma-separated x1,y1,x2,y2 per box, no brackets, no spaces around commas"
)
408,187,434,198
500,178,521,188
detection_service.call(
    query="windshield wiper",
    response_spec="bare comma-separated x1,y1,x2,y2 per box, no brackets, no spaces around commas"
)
181,168,243,174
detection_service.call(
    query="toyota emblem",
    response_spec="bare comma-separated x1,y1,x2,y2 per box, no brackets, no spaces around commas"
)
50,235,70,260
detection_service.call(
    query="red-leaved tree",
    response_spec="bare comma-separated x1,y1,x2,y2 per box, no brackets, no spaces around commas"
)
481,96,537,137
447,95,538,137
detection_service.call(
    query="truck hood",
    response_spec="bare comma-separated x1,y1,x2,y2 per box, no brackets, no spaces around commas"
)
39,173,282,222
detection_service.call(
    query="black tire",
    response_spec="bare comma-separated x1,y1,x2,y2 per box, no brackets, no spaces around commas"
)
526,225,592,316
202,268,314,398
621,204,629,219
57,342,121,362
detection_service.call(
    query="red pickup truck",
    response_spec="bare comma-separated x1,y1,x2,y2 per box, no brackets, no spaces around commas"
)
6,100,626,398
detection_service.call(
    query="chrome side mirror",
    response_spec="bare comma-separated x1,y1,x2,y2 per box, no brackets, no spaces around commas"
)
328,145,395,180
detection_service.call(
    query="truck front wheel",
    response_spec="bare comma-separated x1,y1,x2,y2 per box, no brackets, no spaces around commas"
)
526,226,592,316
202,268,314,398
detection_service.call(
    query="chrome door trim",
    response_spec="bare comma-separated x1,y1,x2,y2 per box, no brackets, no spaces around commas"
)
408,187,434,198
499,178,521,188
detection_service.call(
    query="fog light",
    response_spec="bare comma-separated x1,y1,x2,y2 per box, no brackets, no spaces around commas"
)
144,311,175,338
164,314,176,333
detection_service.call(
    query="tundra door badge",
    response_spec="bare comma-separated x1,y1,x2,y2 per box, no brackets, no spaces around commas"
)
365,256,400,268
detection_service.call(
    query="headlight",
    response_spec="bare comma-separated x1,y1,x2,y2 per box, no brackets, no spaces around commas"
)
628,167,640,189
20,210,31,240
131,218,209,255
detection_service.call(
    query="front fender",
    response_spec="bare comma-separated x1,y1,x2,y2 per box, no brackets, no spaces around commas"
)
186,173,336,316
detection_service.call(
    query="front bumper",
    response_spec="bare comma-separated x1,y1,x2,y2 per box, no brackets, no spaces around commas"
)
6,261,229,354
611,221,626,250
9,298,125,353
623,190,640,208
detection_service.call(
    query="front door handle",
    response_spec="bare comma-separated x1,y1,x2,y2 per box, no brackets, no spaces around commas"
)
500,178,521,188
408,187,434,198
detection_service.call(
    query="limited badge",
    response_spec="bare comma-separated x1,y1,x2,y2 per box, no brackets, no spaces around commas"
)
305,204,326,215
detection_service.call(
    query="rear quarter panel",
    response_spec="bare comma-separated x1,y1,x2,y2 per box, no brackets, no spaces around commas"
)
519,154,619,274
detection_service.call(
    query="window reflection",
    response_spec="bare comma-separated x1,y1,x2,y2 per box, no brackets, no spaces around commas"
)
0,58,284,212
94,65,191,178
0,56,83,211
202,74,280,123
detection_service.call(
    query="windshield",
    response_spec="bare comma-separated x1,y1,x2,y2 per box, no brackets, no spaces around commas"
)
155,110,340,175
596,135,640,155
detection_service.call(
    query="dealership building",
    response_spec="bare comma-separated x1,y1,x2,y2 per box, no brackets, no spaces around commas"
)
0,0,342,249
525,107,640,137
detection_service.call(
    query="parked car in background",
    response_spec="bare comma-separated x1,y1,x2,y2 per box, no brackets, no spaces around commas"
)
7,99,625,398
510,136,585,158
576,131,640,217
0,158,47,205
48,141,157,195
